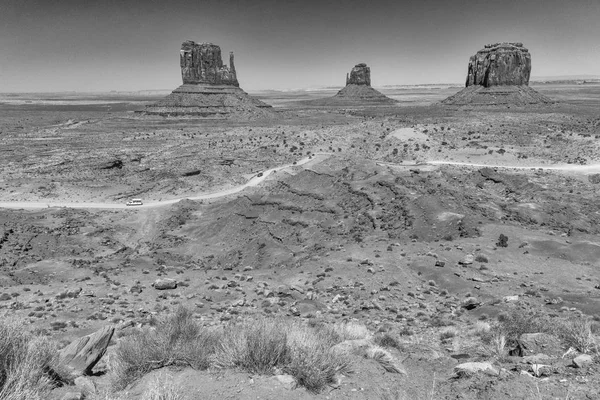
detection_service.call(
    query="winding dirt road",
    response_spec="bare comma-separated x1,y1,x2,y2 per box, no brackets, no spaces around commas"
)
1,154,597,210
0,153,332,210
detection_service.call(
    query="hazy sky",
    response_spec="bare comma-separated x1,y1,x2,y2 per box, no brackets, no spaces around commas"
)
1,0,599,92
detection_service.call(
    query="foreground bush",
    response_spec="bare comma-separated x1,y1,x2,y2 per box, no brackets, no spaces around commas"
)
0,319,57,400
111,309,354,393
110,308,220,391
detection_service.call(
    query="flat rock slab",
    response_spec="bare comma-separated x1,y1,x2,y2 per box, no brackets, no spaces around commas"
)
57,325,114,380
454,362,499,377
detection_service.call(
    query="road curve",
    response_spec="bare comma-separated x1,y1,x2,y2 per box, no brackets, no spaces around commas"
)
0,153,333,211
1,155,597,211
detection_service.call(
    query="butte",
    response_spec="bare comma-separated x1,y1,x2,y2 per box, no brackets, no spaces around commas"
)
143,41,274,119
442,42,553,106
310,63,397,105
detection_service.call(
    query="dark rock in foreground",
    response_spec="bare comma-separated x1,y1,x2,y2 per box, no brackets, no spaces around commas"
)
443,42,553,106
56,325,114,380
143,41,274,119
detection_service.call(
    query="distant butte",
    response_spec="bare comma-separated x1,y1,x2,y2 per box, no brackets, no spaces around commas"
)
143,41,274,119
443,42,553,106
333,63,397,103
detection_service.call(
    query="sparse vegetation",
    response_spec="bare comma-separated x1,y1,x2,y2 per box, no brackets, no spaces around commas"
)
0,319,57,400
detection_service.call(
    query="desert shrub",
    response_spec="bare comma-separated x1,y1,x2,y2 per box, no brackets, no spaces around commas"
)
332,321,370,341
0,319,57,400
285,322,352,393
373,333,401,350
496,310,554,343
110,307,220,391
213,318,289,374
365,346,404,374
439,327,459,340
475,254,488,263
496,234,508,248
554,316,597,353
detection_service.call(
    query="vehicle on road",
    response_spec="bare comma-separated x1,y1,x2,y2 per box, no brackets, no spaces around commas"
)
126,198,143,206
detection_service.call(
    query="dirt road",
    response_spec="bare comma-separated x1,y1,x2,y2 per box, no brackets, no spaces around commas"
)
0,153,332,210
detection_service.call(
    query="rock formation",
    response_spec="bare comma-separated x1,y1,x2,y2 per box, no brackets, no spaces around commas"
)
180,41,239,86
443,42,552,106
144,41,273,118
346,63,371,86
56,325,115,380
465,43,531,87
310,63,396,106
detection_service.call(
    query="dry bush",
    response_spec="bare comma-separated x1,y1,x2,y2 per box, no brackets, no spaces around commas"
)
284,321,352,393
142,376,186,400
332,321,370,341
213,318,289,374
496,310,554,342
554,317,597,354
365,346,404,374
0,319,57,400
439,327,459,341
110,307,219,391
373,333,402,350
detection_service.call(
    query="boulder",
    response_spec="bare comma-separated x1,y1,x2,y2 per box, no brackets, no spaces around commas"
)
518,332,563,356
572,354,593,368
57,325,115,380
153,278,177,290
454,362,499,377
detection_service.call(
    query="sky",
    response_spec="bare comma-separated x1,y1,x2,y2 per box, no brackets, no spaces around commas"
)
1,0,599,92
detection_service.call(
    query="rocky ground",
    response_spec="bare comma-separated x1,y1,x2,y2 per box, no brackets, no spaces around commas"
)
0,84,599,399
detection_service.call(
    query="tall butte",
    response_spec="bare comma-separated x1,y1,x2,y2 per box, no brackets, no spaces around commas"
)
144,41,274,118
443,42,552,106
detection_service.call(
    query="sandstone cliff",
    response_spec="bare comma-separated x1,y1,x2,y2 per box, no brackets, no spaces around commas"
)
466,42,531,87
180,41,239,86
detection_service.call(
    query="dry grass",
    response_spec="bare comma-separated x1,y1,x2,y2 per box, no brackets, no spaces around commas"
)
111,310,354,394
365,346,405,374
110,307,220,391
0,319,57,400
555,317,597,354
212,318,289,374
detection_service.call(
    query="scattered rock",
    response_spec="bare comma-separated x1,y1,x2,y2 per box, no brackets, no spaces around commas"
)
573,354,593,368
57,325,115,380
153,278,177,290
459,254,474,265
454,362,499,377
273,374,297,390
518,333,563,357
74,376,97,397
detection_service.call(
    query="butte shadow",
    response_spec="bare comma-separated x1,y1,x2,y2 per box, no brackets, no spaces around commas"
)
142,41,275,119
442,42,553,107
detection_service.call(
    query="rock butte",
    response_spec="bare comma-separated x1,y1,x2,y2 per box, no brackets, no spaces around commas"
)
443,42,553,106
308,63,396,106
143,41,273,119
334,63,397,103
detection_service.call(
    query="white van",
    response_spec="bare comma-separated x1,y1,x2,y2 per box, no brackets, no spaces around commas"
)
126,198,143,206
